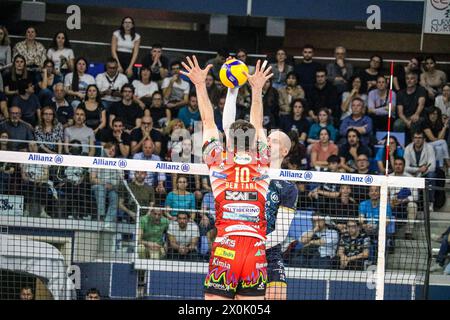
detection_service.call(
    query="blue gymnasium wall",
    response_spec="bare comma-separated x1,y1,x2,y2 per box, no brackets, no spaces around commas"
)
47,0,424,24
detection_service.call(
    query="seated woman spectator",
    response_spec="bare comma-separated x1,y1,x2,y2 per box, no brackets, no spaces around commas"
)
375,135,404,174
64,57,95,108
262,78,280,129
163,118,185,160
367,75,397,131
307,108,338,149
132,66,159,108
310,128,339,170
78,84,107,140
3,54,30,100
279,98,309,144
435,84,450,119
278,72,305,116
12,26,46,80
34,106,63,154
340,75,367,120
47,31,74,76
358,54,383,93
423,106,450,174
270,48,293,90
420,56,447,100
145,91,171,130
111,16,141,78
164,175,196,221
37,59,63,106
0,26,11,73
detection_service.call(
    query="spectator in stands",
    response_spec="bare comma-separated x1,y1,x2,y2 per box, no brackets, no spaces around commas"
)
109,83,143,133
4,54,29,100
0,26,12,73
359,54,384,93
19,287,34,300
435,84,450,119
0,106,37,152
235,48,255,74
100,118,131,158
393,57,421,91
11,78,41,126
144,91,171,130
205,73,222,108
213,95,226,132
339,97,373,147
310,127,338,170
294,44,322,98
167,211,200,261
90,143,124,224
262,78,280,129
355,153,376,175
161,61,190,118
78,84,107,140
340,75,368,121
430,228,450,274
326,46,353,94
50,83,73,128
375,135,404,174
0,130,17,195
307,108,338,147
164,118,186,161
0,92,6,121
420,56,447,100
47,31,74,76
359,186,393,237
85,288,101,300
96,57,129,110
308,67,340,121
279,98,309,143
404,130,437,211
323,184,359,232
278,72,305,116
21,161,52,218
286,130,307,169
111,16,141,78
64,107,96,156
205,48,228,82
339,128,371,173
367,75,397,131
132,66,159,107
393,72,427,137
12,27,46,78
423,106,450,174
119,171,155,222
130,115,163,156
177,93,200,133
140,43,169,82
389,157,419,240
270,49,293,89
131,138,166,195
165,175,196,221
291,212,339,269
138,208,169,259
64,57,95,108
338,221,370,270
37,59,63,106
34,106,63,154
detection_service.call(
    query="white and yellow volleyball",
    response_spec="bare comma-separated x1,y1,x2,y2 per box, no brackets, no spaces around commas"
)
219,58,249,88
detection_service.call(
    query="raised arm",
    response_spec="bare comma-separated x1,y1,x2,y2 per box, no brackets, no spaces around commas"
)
180,56,218,142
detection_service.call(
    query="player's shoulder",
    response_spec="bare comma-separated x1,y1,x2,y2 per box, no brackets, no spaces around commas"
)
270,179,296,190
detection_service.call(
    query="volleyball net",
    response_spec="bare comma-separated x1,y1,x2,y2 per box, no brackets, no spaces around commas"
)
0,148,430,300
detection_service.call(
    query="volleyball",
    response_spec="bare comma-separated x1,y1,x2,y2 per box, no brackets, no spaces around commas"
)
219,58,249,88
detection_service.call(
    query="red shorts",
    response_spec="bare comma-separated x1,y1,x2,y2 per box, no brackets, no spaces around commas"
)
204,235,267,298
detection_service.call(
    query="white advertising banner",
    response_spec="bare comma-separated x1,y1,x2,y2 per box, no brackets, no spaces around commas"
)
424,0,450,34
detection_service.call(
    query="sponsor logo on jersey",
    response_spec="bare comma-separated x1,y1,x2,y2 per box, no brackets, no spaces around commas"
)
212,257,231,269
234,154,252,165
256,262,268,269
214,247,236,260
255,249,266,257
225,191,258,201
225,225,257,233
223,203,260,215
254,240,266,247
270,193,279,203
207,282,230,291
216,237,236,248
252,174,269,181
212,171,228,179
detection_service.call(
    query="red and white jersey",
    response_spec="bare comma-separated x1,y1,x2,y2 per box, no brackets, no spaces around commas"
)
203,138,270,241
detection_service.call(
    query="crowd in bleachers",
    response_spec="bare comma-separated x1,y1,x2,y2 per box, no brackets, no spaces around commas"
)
0,19,448,270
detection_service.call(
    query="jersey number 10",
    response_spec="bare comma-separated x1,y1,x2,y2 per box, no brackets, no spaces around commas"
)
235,167,250,183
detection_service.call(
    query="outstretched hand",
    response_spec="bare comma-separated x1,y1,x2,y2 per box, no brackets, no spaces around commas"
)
180,55,213,86
244,59,273,91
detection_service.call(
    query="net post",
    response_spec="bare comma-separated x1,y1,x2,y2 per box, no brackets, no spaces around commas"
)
375,179,388,300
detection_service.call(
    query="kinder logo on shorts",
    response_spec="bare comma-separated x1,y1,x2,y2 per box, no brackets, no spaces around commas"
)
234,154,252,165
223,203,260,215
214,247,236,260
